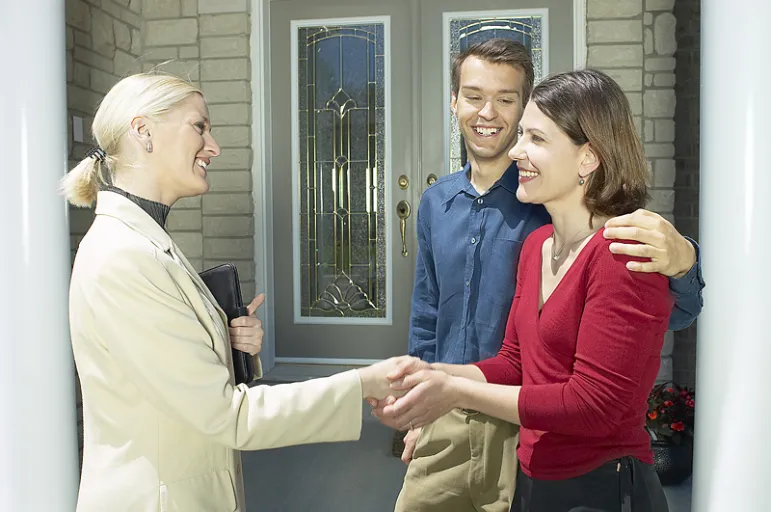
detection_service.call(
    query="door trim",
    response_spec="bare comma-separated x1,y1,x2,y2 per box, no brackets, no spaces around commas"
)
573,0,587,69
250,0,276,372
251,0,588,372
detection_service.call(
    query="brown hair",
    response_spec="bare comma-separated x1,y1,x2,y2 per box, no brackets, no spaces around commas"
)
530,69,649,217
451,38,535,103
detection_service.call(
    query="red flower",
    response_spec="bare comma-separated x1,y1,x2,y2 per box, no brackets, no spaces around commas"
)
680,389,689,397
648,411,658,420
671,421,685,432
687,400,695,408
667,387,675,393
664,400,673,407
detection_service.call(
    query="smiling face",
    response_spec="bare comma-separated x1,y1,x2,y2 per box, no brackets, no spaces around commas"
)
451,56,527,168
142,93,221,204
508,101,598,209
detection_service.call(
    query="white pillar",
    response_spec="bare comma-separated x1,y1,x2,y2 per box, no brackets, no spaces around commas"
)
0,1,80,511
694,1,771,510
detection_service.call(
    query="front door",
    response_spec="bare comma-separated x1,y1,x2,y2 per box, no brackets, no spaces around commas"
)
269,0,575,363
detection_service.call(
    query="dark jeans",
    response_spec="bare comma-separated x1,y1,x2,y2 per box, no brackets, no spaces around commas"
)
511,457,669,512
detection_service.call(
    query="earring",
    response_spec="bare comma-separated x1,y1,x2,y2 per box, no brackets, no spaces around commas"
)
578,175,585,186
146,141,153,153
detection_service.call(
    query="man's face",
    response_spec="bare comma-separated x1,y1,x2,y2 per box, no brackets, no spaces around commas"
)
451,56,528,165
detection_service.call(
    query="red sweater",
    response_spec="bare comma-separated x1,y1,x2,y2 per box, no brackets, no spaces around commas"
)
476,225,672,480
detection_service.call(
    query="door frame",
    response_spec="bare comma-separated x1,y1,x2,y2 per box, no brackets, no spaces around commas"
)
249,0,588,374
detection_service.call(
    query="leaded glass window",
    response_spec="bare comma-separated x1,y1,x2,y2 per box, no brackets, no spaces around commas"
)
294,20,388,320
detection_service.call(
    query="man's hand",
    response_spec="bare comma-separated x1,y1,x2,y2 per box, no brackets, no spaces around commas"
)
401,427,422,465
604,209,696,278
229,294,265,355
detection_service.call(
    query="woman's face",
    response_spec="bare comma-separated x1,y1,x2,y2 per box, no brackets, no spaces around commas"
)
149,93,221,204
508,102,593,208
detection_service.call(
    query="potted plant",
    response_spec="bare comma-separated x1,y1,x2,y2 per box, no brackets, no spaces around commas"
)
646,382,695,486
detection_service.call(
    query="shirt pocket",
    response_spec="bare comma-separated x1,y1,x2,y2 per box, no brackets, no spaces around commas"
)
480,237,524,307
160,469,237,512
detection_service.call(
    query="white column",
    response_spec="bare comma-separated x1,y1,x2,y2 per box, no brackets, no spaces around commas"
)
694,1,771,510
0,1,80,511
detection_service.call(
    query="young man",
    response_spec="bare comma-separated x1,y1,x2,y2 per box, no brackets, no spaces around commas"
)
375,39,704,512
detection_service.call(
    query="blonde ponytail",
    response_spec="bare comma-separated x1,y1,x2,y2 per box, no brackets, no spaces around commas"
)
60,156,107,208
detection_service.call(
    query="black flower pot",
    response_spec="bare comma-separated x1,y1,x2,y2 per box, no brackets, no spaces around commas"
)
652,440,693,486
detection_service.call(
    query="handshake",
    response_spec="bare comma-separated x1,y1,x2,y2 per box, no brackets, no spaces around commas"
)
356,356,460,435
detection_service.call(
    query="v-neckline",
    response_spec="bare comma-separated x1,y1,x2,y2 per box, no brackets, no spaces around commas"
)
537,227,604,316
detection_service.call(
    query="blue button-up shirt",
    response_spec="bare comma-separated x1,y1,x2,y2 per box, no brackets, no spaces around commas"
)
408,162,705,365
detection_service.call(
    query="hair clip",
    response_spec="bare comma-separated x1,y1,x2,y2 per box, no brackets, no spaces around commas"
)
86,147,107,163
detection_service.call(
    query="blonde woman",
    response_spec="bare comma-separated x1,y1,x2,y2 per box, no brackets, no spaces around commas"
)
62,73,416,512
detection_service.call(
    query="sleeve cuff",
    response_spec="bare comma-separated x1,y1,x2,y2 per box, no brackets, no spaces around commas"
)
475,358,522,386
669,237,704,294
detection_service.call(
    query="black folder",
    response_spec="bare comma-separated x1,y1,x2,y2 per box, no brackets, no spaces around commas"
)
199,263,256,385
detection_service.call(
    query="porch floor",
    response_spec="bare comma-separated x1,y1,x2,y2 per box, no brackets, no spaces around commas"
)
242,386,693,512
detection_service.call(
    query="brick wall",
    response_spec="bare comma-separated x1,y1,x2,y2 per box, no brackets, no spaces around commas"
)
586,0,678,383
672,0,700,388
142,0,256,301
65,0,144,463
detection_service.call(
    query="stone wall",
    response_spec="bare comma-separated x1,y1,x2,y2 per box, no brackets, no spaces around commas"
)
66,0,143,259
142,0,256,301
672,0,700,388
586,0,678,383
65,0,144,462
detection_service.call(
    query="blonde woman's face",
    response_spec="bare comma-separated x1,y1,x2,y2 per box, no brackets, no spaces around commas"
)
151,93,221,203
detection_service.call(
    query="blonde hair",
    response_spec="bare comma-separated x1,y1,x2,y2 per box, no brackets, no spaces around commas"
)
60,73,201,207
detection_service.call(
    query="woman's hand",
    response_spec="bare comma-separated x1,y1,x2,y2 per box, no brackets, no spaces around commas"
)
229,294,266,356
380,369,461,430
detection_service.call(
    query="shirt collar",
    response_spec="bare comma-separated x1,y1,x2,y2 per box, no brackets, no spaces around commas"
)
441,160,520,204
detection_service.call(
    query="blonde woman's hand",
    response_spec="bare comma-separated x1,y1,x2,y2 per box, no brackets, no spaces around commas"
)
358,356,427,400
229,294,266,356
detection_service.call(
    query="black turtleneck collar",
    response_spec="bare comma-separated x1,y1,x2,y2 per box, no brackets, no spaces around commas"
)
103,185,171,229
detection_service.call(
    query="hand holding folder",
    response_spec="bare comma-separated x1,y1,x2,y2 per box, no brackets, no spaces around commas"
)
199,263,257,385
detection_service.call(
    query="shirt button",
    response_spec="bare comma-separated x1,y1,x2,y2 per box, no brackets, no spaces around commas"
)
466,281,470,287
471,237,477,244
477,198,483,205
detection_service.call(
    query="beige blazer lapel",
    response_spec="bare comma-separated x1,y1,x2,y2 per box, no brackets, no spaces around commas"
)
167,242,234,357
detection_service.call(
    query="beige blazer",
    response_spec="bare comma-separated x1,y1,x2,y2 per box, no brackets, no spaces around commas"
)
69,191,363,512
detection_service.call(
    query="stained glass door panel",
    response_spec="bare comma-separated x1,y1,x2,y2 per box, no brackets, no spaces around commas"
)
295,22,388,320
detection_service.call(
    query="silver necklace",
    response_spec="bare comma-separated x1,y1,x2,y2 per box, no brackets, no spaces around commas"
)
551,227,597,261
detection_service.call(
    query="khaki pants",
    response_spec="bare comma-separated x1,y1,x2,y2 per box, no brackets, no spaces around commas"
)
394,409,519,512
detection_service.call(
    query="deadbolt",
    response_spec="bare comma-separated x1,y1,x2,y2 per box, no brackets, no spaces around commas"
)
398,175,409,190
426,173,437,186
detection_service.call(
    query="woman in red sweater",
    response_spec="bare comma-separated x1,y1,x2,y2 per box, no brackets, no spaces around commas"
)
384,69,672,511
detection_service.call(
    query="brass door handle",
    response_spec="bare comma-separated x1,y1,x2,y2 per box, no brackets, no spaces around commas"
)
396,200,411,257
